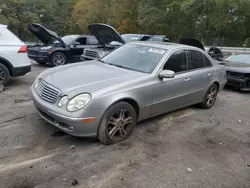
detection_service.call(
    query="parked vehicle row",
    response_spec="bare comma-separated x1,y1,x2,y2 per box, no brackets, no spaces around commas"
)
28,23,170,65
1,22,246,145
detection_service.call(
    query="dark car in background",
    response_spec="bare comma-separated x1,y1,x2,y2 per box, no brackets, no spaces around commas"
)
81,24,155,60
222,54,250,90
28,23,99,66
179,37,224,61
147,35,170,42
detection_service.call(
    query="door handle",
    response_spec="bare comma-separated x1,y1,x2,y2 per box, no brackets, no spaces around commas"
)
208,73,212,76
184,77,191,82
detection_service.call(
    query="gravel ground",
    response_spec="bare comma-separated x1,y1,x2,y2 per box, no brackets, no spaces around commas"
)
0,62,249,188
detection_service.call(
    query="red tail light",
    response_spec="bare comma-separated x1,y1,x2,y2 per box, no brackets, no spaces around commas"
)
18,46,28,53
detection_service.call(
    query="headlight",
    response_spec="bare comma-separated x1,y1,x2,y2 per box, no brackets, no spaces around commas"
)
67,93,91,112
41,46,52,50
58,96,68,107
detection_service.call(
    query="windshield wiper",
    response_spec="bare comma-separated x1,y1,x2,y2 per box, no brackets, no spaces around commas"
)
98,59,106,63
107,64,134,71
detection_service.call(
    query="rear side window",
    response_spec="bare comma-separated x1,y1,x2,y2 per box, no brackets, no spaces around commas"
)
0,27,23,44
87,37,99,45
203,55,212,67
163,50,187,73
187,50,205,70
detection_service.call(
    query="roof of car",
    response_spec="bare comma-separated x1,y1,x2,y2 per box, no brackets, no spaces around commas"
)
122,34,151,37
0,24,7,28
131,41,189,50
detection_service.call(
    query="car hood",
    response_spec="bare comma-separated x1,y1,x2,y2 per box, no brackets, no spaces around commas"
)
223,60,250,73
40,61,145,97
28,23,65,46
179,37,205,51
88,24,125,46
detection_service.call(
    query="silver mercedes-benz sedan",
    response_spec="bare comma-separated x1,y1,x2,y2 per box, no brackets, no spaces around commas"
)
30,41,227,144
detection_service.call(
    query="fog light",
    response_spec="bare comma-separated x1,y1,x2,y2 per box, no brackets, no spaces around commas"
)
58,96,68,107
68,126,74,131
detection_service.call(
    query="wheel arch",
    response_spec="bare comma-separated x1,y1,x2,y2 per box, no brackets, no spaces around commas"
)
0,57,13,76
213,81,220,90
103,97,140,121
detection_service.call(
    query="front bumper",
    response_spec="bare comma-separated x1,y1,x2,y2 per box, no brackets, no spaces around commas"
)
28,54,49,62
80,55,98,61
12,65,31,77
226,76,250,90
30,86,103,137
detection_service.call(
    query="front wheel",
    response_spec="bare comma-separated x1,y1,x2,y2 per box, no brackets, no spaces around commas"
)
200,83,219,109
50,52,67,67
98,102,137,145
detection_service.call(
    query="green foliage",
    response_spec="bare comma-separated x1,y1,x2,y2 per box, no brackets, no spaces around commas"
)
245,38,250,47
1,0,250,46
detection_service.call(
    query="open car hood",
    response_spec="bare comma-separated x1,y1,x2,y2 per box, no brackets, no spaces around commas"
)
179,37,205,51
88,24,125,46
28,23,65,46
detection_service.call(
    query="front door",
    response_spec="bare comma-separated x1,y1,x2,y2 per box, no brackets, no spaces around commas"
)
151,49,193,115
70,37,87,62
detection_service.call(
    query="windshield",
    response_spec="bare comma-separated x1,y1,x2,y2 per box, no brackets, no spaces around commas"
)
226,54,250,64
61,35,79,45
101,44,166,73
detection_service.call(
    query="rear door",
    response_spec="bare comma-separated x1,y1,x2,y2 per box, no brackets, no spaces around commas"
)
186,50,214,102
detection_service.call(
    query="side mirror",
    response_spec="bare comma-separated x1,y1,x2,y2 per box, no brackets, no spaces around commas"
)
73,41,80,47
159,70,175,79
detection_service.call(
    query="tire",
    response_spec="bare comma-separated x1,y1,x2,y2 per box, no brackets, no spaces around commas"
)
98,102,137,145
50,52,67,67
0,63,10,85
200,83,219,109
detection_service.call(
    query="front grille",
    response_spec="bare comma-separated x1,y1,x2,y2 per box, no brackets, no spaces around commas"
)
28,49,38,56
36,79,60,103
28,50,47,56
84,50,99,58
226,71,245,77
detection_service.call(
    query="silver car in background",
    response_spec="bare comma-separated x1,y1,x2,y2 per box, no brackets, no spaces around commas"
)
30,41,227,144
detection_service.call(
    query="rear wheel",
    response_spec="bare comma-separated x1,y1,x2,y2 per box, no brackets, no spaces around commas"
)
50,52,67,67
200,83,219,109
98,102,137,145
0,63,10,85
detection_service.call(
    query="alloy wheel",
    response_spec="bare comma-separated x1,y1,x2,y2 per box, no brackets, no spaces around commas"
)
53,55,65,66
107,109,133,141
206,86,217,107
0,68,5,84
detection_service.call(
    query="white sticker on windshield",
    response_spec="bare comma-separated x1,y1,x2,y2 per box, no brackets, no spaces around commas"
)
148,48,165,54
131,37,139,40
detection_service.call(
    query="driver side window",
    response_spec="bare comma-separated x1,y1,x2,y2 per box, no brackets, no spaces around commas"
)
163,50,187,73
75,37,87,45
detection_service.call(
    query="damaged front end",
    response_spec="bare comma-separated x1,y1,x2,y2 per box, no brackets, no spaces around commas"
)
226,71,250,90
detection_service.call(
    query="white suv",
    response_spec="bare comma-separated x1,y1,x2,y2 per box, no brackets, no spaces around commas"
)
0,24,31,85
